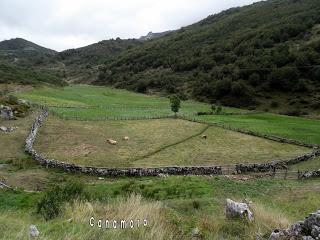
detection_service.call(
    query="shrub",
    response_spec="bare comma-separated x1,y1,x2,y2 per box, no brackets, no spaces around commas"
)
270,101,279,108
214,79,231,98
37,181,85,220
231,81,247,96
169,94,181,116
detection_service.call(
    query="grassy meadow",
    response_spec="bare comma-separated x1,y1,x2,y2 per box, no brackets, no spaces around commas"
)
15,85,247,119
14,85,320,146
196,113,320,145
33,116,309,168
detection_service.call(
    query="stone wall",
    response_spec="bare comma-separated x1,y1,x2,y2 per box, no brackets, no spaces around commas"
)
235,149,320,173
25,111,222,177
301,169,320,179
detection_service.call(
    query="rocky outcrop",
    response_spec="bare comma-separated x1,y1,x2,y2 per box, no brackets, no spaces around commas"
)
25,111,222,177
226,199,254,222
269,210,320,240
0,105,14,120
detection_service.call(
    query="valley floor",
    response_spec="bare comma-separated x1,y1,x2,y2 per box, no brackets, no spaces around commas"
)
0,84,319,239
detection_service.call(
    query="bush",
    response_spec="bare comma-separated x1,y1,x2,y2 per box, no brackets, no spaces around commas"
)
231,81,247,96
37,181,85,220
214,79,231,98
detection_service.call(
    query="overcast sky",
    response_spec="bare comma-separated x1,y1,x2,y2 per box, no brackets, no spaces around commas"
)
0,0,262,51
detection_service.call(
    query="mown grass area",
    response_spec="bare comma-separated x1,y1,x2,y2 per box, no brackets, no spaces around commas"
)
15,85,248,119
0,176,319,239
34,116,309,168
196,113,320,145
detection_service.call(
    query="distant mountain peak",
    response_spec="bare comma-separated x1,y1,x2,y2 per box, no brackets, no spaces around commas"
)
139,31,172,41
0,38,56,55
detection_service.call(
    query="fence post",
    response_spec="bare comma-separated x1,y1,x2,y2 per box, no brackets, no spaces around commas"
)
284,168,288,180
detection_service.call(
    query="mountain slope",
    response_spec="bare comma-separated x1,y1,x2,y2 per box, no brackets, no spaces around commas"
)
0,38,57,68
0,39,65,86
55,38,142,83
96,0,320,113
0,38,56,55
0,62,65,86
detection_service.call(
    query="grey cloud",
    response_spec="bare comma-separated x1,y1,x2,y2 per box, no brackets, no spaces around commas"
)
0,0,262,51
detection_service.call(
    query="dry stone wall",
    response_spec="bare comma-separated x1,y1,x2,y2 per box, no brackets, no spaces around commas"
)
235,149,320,173
301,169,320,179
25,111,222,177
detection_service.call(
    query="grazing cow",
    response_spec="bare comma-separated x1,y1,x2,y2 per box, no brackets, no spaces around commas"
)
107,139,117,145
123,136,130,141
201,135,207,139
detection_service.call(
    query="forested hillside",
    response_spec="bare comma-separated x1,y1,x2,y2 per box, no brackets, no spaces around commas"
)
55,38,142,82
96,0,320,113
0,63,66,86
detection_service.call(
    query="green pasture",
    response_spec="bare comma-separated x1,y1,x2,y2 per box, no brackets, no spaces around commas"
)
196,113,320,145
15,85,247,119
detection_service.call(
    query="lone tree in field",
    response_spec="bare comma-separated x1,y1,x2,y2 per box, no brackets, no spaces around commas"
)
169,94,181,117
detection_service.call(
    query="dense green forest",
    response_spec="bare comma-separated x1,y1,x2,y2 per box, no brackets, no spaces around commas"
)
96,0,320,111
57,38,141,66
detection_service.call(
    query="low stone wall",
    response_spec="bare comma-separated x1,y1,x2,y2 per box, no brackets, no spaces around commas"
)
235,150,320,173
301,169,320,179
25,111,222,177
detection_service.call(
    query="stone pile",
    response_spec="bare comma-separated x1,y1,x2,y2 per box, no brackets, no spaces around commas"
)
0,105,14,120
269,210,320,240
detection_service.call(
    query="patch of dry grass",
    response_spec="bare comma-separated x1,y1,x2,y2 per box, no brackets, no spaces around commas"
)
34,116,204,167
34,116,310,168
0,194,179,240
135,126,310,167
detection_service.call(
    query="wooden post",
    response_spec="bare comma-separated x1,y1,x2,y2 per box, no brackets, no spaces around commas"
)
284,168,288,180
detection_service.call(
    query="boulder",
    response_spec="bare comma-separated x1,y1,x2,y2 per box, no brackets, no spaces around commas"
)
269,210,320,240
0,105,14,120
0,126,16,133
29,225,39,238
226,199,254,222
